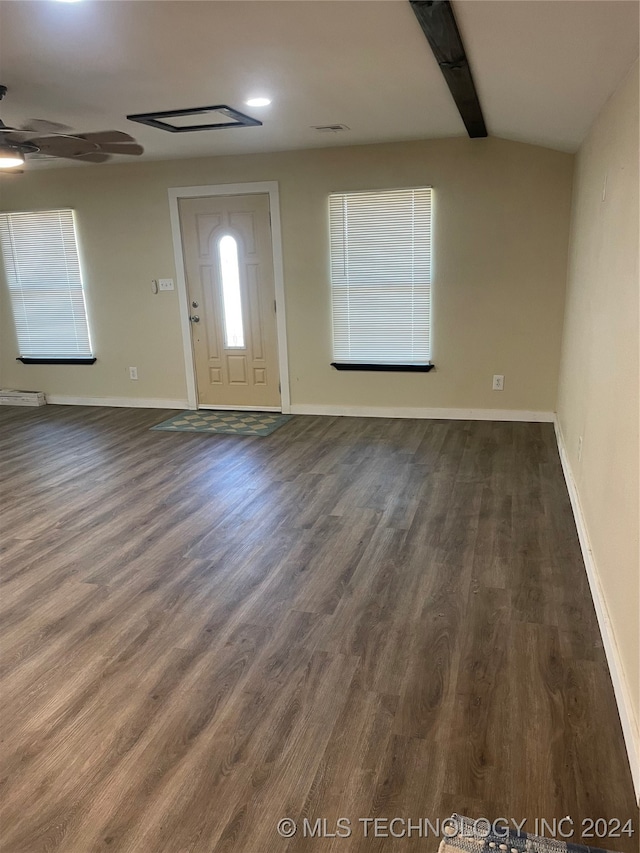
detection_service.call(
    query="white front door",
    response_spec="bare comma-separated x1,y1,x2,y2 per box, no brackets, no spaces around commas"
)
179,193,281,409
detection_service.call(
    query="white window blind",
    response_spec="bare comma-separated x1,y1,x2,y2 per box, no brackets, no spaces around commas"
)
0,209,93,359
329,187,432,364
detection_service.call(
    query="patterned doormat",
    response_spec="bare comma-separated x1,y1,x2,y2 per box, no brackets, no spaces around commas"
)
151,410,293,437
438,815,619,853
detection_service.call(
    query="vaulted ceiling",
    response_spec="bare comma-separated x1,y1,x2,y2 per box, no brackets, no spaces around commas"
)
0,0,638,167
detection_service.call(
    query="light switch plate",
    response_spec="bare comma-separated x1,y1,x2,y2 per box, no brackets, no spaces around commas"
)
158,278,174,291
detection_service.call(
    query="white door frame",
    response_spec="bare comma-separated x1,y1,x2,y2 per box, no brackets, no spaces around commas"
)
168,181,291,413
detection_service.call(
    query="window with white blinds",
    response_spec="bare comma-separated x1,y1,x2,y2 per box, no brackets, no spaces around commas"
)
329,187,432,365
0,209,93,360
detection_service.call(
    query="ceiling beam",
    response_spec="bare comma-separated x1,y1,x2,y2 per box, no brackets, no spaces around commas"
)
409,0,487,138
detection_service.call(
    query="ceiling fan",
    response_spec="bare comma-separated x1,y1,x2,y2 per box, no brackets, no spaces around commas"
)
0,85,144,173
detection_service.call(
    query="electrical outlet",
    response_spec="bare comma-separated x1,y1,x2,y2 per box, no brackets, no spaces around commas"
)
129,366,138,380
492,374,505,391
578,435,583,462
158,278,174,291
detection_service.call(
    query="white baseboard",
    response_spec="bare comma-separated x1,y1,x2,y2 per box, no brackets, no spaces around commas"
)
44,398,553,422
554,417,640,803
46,395,189,410
289,403,555,422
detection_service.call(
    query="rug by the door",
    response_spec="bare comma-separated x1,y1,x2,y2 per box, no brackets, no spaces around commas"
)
151,410,293,437
438,815,619,853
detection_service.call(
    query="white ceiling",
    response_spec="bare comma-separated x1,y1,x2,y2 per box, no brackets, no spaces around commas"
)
0,0,638,167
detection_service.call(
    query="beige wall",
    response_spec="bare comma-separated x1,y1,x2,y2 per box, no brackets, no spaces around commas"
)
0,136,573,411
557,64,639,736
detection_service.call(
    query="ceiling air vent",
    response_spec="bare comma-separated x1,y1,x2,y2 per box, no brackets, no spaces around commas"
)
311,124,350,133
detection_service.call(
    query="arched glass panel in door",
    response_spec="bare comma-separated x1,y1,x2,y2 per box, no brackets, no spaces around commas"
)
218,234,245,348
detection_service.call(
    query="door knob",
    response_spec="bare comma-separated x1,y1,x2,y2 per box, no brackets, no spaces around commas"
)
190,315,200,323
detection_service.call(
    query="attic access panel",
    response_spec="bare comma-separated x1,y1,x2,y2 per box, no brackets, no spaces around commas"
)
127,105,262,132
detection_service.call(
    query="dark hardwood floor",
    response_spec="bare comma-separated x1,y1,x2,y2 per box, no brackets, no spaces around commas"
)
0,405,636,853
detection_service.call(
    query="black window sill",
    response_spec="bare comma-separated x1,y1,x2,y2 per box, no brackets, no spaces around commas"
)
331,362,434,373
17,357,97,365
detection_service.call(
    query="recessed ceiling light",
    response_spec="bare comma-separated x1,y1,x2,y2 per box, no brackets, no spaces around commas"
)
245,97,271,108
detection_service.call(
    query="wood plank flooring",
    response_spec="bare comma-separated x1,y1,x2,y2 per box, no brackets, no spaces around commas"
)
0,406,636,853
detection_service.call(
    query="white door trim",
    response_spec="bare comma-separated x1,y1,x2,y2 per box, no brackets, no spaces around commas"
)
167,182,290,413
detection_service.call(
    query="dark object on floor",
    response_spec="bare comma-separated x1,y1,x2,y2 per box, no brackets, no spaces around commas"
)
439,814,619,853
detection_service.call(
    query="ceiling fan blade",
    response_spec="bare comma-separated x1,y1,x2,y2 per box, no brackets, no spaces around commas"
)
31,135,96,156
74,152,111,163
95,142,143,156
0,128,42,142
78,130,136,144
0,169,23,175
34,150,110,163
22,118,73,135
